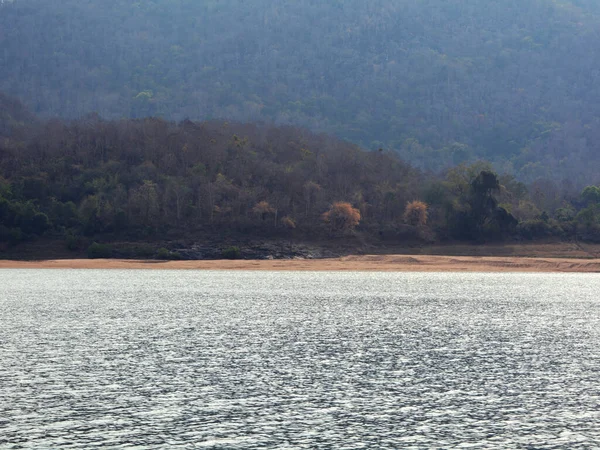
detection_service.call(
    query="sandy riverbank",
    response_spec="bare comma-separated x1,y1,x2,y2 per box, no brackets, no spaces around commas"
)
1,254,600,272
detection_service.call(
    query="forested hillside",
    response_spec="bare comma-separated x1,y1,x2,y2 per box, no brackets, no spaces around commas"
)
2,94,600,258
2,0,600,182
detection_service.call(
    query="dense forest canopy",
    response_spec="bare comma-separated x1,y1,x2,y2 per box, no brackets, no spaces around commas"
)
1,0,600,183
2,94,600,257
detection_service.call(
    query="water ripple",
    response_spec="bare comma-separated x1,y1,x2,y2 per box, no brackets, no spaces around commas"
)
1,270,600,448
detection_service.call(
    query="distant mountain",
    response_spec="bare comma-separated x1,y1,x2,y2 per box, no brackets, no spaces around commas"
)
1,0,600,182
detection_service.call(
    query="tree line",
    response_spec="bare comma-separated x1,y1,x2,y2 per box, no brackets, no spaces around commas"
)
1,93,600,256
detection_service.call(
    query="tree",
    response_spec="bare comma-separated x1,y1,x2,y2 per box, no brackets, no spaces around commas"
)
452,170,517,240
130,180,159,228
281,216,296,229
253,201,275,222
582,186,600,205
8,0,600,181
303,181,321,217
164,176,190,223
468,171,500,229
404,201,428,227
471,170,500,198
322,202,361,232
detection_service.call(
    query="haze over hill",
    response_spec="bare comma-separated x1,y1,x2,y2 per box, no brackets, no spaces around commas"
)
1,0,600,182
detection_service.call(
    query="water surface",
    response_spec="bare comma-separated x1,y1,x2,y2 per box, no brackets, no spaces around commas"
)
1,270,599,448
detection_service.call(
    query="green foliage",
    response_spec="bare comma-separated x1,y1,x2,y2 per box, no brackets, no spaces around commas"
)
0,99,598,251
130,245,156,259
0,225,23,246
156,248,171,260
471,171,500,197
447,169,519,241
518,219,554,240
0,177,11,198
582,186,600,205
50,199,80,228
28,212,51,235
65,233,82,251
222,246,242,260
156,248,182,260
555,206,575,222
87,242,113,259
0,194,50,239
574,205,600,241
2,1,600,180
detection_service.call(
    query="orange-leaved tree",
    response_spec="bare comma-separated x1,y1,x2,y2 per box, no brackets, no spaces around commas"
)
281,216,296,229
253,200,275,221
403,200,428,227
322,202,361,231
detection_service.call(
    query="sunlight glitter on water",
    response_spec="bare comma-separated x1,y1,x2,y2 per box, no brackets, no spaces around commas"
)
1,270,600,448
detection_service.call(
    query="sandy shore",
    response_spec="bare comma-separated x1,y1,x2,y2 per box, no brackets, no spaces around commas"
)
1,254,600,272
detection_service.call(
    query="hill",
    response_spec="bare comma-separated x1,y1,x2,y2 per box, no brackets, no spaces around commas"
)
2,96,600,259
1,0,600,182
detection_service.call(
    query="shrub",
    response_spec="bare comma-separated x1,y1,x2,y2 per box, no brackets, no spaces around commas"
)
87,242,113,259
222,246,241,260
555,206,575,222
131,244,155,258
0,225,23,246
517,219,552,240
65,233,82,251
156,247,182,260
575,206,599,227
322,202,361,231
578,223,600,243
156,248,171,260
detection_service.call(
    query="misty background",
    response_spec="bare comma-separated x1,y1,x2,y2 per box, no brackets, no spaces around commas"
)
1,0,600,182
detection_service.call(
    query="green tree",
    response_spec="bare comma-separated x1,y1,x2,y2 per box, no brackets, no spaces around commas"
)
130,180,160,228
582,186,600,205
